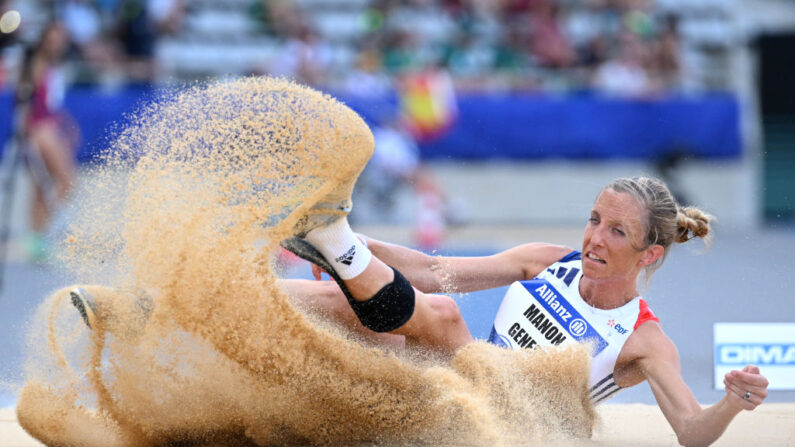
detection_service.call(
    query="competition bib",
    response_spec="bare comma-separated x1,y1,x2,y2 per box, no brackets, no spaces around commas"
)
488,280,608,356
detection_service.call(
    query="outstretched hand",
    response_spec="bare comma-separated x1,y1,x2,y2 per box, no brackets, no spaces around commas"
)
312,263,327,281
723,365,769,411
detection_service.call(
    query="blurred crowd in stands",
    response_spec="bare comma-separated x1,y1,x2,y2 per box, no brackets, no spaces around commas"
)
354,0,684,95
0,0,713,259
0,0,185,86
0,0,689,96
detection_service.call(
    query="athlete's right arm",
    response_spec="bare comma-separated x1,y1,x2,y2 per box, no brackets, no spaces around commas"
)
361,238,571,294
632,322,768,446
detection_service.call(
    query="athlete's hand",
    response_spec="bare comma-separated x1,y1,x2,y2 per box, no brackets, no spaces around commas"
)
312,263,327,281
723,365,768,411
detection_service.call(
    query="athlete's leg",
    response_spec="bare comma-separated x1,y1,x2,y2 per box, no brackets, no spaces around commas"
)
279,114,472,354
30,182,49,233
282,217,473,355
281,279,405,350
29,122,75,204
280,276,471,355
343,254,473,354
398,290,473,354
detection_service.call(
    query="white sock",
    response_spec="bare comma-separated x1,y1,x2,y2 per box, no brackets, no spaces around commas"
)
304,218,372,280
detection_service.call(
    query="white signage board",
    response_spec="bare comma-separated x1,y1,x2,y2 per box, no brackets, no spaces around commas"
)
714,323,795,390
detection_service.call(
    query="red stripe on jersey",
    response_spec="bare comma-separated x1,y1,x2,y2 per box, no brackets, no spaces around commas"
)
634,298,659,330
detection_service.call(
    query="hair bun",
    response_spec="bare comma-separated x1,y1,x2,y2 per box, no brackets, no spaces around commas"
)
675,206,711,243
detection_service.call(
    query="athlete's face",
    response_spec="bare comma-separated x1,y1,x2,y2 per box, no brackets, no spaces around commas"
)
581,189,661,281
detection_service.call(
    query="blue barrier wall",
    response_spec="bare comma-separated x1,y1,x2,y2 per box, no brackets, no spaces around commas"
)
0,87,741,162
421,92,741,160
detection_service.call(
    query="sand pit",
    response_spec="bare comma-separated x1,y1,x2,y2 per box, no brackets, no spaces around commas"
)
13,78,600,446
592,403,795,446
2,408,42,447
5,403,794,446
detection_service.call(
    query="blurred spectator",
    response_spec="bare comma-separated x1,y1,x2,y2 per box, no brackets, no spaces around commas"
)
413,167,446,250
501,0,536,15
382,29,422,74
148,0,184,36
343,44,393,97
61,0,102,48
353,115,451,250
17,21,79,261
356,117,421,223
261,0,304,38
580,33,610,70
116,0,156,82
529,1,576,68
651,14,682,91
444,32,496,86
271,23,333,87
592,31,652,96
60,0,123,85
494,18,531,76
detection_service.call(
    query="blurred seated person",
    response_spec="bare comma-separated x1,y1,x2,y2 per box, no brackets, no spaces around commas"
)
529,1,576,68
593,31,653,97
354,117,421,225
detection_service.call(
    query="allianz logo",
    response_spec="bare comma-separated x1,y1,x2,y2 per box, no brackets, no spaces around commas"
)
569,318,587,337
717,344,795,365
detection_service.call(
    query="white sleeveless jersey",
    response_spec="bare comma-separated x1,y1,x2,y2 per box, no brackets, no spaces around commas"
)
487,251,658,404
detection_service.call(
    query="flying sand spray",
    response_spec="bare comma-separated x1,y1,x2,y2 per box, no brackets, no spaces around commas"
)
15,77,595,446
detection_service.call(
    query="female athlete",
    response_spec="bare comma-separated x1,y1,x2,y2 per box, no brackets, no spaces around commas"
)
281,175,770,447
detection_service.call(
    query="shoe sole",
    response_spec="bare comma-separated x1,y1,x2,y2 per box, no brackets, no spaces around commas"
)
292,205,349,238
280,237,356,303
70,288,98,329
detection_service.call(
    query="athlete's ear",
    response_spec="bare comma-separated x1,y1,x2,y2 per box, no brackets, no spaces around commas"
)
639,244,664,267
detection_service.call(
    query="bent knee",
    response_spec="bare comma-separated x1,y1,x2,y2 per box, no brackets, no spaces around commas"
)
307,280,347,308
429,295,464,327
284,279,344,307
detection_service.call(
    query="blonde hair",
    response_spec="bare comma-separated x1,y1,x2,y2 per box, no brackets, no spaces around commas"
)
603,177,712,276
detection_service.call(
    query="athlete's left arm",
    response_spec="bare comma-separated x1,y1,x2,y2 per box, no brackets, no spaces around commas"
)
633,322,769,447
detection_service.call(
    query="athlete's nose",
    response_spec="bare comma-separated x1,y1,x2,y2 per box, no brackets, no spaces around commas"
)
590,223,607,247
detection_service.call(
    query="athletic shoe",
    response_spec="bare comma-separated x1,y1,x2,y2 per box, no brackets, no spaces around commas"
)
69,287,154,335
291,199,352,238
280,237,356,303
70,288,98,329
